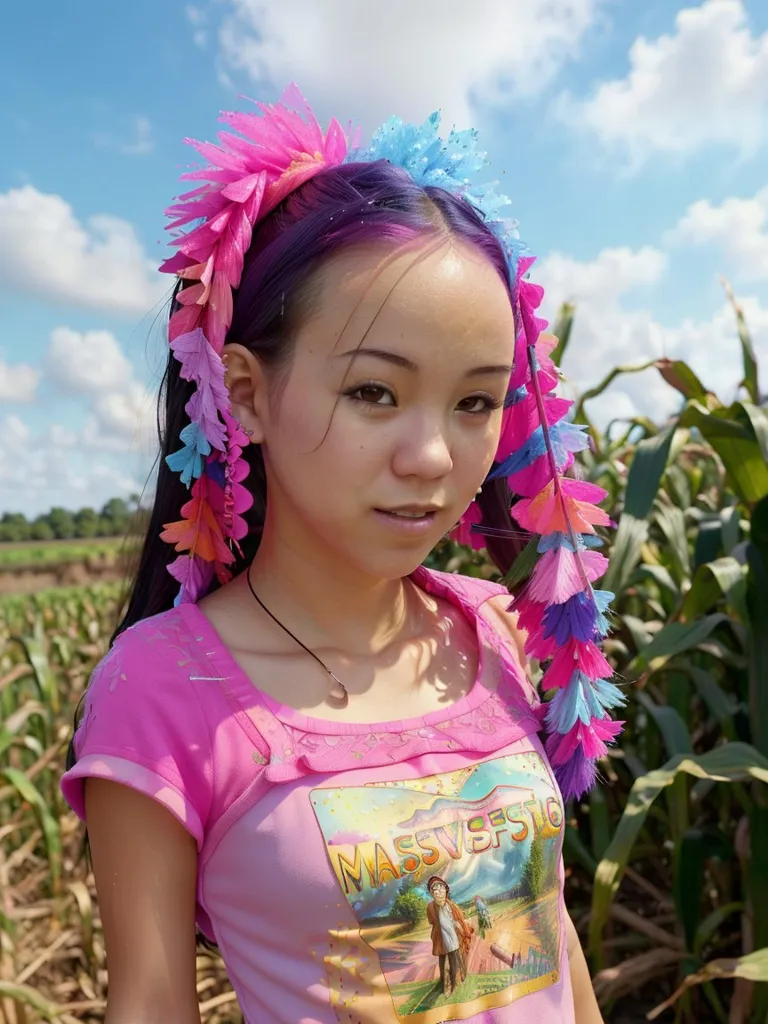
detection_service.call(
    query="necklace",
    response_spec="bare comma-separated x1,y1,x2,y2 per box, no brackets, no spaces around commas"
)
246,567,349,708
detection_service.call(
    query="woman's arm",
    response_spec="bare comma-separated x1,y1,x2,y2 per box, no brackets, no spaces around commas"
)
566,912,604,1024
85,778,202,1024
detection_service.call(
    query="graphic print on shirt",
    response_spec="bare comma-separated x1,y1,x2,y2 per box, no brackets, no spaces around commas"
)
310,751,564,1024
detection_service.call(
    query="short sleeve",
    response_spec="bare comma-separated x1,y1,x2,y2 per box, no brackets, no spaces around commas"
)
60,615,214,851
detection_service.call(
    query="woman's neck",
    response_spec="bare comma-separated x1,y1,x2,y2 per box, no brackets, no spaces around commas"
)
244,532,413,657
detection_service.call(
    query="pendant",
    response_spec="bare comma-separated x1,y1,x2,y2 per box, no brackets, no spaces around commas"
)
328,674,349,708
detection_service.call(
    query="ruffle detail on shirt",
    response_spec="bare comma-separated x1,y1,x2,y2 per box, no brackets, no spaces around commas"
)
259,690,543,784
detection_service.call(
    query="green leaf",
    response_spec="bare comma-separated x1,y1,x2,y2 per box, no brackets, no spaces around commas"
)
721,505,742,555
723,278,761,405
14,625,59,716
603,514,649,596
664,462,692,510
0,982,63,1021
654,503,690,583
752,494,768,564
637,563,680,599
686,667,739,738
589,784,612,862
748,805,768,1012
624,425,678,520
673,826,733,952
628,614,730,675
647,948,768,1020
681,556,748,622
656,358,709,400
563,824,598,875
573,359,658,427
694,902,744,959
589,742,768,959
621,614,656,653
747,540,768,758
732,400,768,465
550,302,575,366
502,536,539,588
635,691,693,757
680,401,768,503
693,516,724,571
1,767,62,895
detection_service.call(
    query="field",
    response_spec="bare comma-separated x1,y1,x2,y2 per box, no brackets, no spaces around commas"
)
0,541,135,597
0,579,238,1023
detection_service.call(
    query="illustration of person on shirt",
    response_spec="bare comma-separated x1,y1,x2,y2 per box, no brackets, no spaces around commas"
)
426,875,474,997
474,894,493,939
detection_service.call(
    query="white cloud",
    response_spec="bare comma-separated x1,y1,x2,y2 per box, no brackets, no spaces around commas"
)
186,4,208,48
0,329,158,515
46,327,135,395
535,245,768,430
0,357,40,402
3,414,31,449
0,185,167,314
667,186,768,282
48,423,78,448
83,382,157,455
44,327,157,455
120,115,154,156
0,412,147,517
215,0,606,129
92,114,154,157
558,0,768,167
536,245,668,305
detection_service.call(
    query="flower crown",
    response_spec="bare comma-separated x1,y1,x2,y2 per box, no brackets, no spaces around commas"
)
157,83,624,799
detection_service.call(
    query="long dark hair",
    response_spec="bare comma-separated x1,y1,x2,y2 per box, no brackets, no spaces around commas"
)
114,159,524,643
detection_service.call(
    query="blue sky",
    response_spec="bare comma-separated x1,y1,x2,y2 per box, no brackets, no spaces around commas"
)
1,0,767,516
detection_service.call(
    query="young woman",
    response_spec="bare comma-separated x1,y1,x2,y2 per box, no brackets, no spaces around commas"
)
61,85,620,1024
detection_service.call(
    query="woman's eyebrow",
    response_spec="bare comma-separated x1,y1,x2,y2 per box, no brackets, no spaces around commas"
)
336,347,513,378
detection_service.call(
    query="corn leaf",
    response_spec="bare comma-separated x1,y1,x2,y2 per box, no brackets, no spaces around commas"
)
681,556,747,622
550,301,575,366
648,948,768,1020
628,614,730,675
589,743,768,959
723,277,761,405
624,424,678,520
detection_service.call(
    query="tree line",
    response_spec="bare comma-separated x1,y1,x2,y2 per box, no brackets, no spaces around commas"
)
0,497,149,543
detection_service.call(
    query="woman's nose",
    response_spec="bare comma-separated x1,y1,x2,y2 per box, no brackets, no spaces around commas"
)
391,416,453,480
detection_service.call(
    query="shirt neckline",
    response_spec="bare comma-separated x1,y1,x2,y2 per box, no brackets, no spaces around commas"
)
178,565,494,736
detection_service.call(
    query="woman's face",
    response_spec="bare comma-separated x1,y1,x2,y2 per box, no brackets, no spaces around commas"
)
257,238,515,582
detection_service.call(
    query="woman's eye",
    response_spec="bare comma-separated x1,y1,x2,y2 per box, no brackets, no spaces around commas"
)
457,394,501,415
349,384,395,406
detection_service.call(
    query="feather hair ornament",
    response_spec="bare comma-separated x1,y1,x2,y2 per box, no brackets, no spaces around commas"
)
157,83,624,799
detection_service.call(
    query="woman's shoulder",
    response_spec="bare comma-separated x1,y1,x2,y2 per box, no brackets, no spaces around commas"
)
79,604,217,729
418,565,508,605
419,567,527,669
95,603,206,680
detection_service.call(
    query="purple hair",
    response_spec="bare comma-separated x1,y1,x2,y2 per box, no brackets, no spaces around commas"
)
115,160,524,638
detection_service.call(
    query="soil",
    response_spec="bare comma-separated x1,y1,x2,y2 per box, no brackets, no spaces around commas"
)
0,563,127,595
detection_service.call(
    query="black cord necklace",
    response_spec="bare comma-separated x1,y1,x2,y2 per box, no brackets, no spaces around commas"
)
245,566,349,708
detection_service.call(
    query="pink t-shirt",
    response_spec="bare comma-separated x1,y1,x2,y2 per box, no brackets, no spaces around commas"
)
61,567,575,1024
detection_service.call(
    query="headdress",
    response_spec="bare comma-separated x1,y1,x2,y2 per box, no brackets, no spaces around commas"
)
157,83,624,800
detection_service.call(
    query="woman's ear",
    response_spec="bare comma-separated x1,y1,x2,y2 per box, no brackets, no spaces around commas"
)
221,342,269,444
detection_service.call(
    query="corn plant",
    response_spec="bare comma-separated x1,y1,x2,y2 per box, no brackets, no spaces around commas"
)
0,584,239,1024
558,287,768,1023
